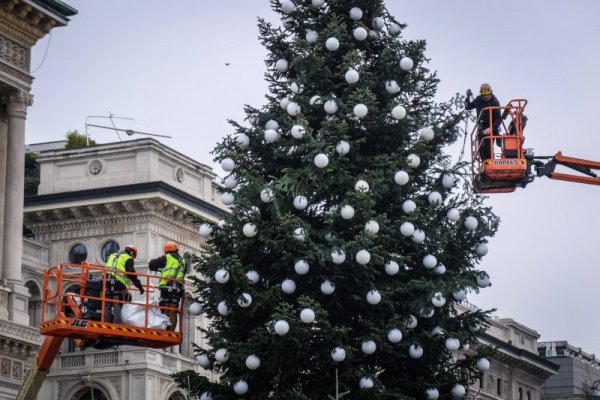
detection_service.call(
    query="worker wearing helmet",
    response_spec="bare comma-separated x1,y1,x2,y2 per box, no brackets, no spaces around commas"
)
465,83,502,160
105,244,145,323
149,241,187,331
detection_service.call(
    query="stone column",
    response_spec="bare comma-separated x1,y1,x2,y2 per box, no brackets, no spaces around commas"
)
2,91,33,325
0,109,7,280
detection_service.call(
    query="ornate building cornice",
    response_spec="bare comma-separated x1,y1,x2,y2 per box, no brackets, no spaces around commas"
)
0,0,70,46
0,320,43,349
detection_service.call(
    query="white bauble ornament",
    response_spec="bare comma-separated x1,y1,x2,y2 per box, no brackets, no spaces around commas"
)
221,192,235,205
372,16,385,30
287,102,301,116
324,99,338,114
388,328,403,343
200,392,213,400
420,126,435,141
293,227,306,241
294,259,310,275
290,82,304,94
306,29,318,43
412,229,426,244
400,57,414,71
331,249,346,264
290,124,305,139
217,301,229,316
407,154,421,168
275,59,288,72
353,103,368,118
385,260,400,275
462,342,470,351
260,188,274,203
385,80,400,94
451,384,466,398
274,320,290,335
400,222,415,237
331,347,346,362
309,95,322,105
442,173,455,188
233,380,248,395
282,16,294,29
366,289,381,304
280,97,291,110
243,223,257,238
391,105,407,120
365,220,379,235
189,302,203,316
314,153,329,168
409,344,423,358
431,292,446,308
196,354,210,368
340,205,355,219
447,208,460,222
468,322,481,333
402,200,416,214
476,358,490,372
433,263,446,275
359,377,374,389
215,269,230,284
281,279,296,294
345,69,359,84
224,175,237,189
235,133,249,148
353,27,368,41
362,340,377,355
423,254,437,269
300,308,316,323
293,195,308,210
325,37,340,51
246,354,261,370
336,140,350,155
477,274,491,288
215,348,229,363
445,338,460,351
464,216,478,230
356,250,371,265
394,170,409,185
311,0,324,7
426,388,440,400
220,158,235,172
389,23,402,36
198,223,213,237
428,191,443,205
264,129,279,143
246,270,260,284
321,280,335,294
265,119,279,130
453,289,467,301
218,219,226,228
324,231,336,241
431,326,444,335
238,292,252,308
475,243,489,256
349,7,363,20
355,179,369,192
406,315,418,329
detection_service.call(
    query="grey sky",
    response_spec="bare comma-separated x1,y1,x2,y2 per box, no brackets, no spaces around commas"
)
27,1,600,354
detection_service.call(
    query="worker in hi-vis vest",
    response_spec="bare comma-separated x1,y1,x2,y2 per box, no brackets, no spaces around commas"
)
105,245,144,323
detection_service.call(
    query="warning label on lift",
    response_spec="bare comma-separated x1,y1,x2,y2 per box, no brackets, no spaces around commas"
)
492,159,522,165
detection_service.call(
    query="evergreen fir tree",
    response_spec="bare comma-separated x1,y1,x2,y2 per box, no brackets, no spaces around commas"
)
176,1,499,399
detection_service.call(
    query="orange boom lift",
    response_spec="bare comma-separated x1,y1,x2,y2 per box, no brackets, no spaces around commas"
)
17,262,184,400
471,99,600,193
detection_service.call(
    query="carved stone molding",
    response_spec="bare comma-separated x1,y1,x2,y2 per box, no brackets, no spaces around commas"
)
0,33,27,70
0,4,58,46
0,320,43,346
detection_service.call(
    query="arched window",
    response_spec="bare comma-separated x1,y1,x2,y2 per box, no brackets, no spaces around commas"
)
26,281,42,328
169,392,186,400
73,387,108,400
101,240,120,262
69,243,88,264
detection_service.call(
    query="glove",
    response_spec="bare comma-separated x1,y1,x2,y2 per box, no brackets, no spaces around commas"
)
466,89,472,97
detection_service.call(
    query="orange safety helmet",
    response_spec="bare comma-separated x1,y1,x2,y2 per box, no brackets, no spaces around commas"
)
479,83,492,95
164,241,178,253
124,244,138,259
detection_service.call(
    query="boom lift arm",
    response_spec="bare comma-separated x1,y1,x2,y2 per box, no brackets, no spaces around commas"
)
531,151,600,186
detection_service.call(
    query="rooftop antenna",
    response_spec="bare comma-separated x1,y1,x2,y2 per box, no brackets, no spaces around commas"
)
84,113,172,145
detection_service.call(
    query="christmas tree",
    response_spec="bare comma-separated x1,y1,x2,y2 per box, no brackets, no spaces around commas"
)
177,0,498,399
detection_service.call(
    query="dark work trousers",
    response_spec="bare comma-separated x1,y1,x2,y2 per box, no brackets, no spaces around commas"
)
104,279,128,324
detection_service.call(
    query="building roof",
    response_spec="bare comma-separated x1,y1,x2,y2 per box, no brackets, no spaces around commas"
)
30,0,78,18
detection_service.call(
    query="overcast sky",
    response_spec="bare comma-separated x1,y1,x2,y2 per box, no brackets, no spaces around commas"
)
27,1,600,355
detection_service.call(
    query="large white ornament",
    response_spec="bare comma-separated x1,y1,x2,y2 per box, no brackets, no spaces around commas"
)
476,358,490,372
336,140,350,155
423,254,437,269
189,302,203,316
321,280,335,294
243,223,257,238
233,380,248,395
217,301,228,316
291,124,305,139
294,259,310,275
293,195,308,210
388,328,403,343
340,205,355,219
331,347,346,362
409,344,423,358
451,384,466,398
287,102,301,116
324,99,338,114
246,270,260,284
264,129,279,143
391,105,407,120
477,274,491,288
355,179,369,192
442,173,455,188
428,191,443,205
300,308,316,323
425,388,439,400
400,222,415,237
468,322,481,333
281,0,296,14
236,133,249,148
215,269,230,284
475,243,489,256
345,69,359,84
362,340,377,355
331,249,346,264
372,17,385,30
365,220,379,235
325,37,340,51
310,95,322,105
311,0,324,7
389,23,402,36
353,27,368,41
196,354,210,368
354,103,368,118
238,292,252,308
260,188,274,203
453,289,467,301
400,57,414,71
420,126,435,141
314,153,329,168
274,320,290,335
224,175,238,189
394,170,409,185
406,315,418,329
215,348,229,363
281,279,296,294
412,229,426,244
198,223,213,237
464,216,479,230
402,200,416,214
407,154,421,168
447,208,460,221
265,119,279,130
293,227,306,241
385,80,400,94
356,250,371,265
433,263,446,275
220,158,235,172
349,7,363,20
246,354,261,370
282,17,294,29
275,59,288,72
359,377,374,389
431,292,446,307
290,82,304,94
445,338,460,351
385,260,400,275
366,289,381,304
306,30,318,43
200,392,213,400
280,97,291,110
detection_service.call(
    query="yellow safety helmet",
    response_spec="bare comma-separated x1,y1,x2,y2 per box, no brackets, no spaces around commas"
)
479,83,492,95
